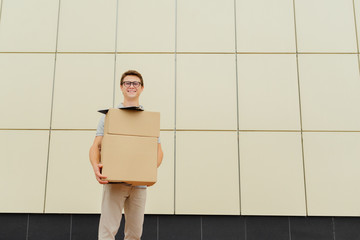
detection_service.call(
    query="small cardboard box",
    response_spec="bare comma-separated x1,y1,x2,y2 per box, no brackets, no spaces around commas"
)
100,108,160,186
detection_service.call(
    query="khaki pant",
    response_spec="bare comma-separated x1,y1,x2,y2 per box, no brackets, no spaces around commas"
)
98,184,147,240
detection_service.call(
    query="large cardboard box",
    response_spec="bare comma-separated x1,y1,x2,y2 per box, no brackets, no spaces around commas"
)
100,108,160,186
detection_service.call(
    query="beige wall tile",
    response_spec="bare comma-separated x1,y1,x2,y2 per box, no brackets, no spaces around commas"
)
238,54,300,130
0,0,58,52
57,0,116,52
45,131,102,213
303,132,360,216
117,0,175,52
175,131,240,214
0,130,49,213
295,0,357,52
176,54,237,130
114,54,175,129
51,54,114,129
236,0,296,52
177,0,235,52
240,132,306,215
298,54,360,131
0,54,54,129
145,131,174,214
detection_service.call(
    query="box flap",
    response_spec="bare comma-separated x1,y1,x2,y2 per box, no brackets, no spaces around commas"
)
105,108,160,137
98,106,144,114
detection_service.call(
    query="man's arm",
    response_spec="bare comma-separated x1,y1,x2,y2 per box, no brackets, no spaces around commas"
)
89,136,108,184
157,143,163,167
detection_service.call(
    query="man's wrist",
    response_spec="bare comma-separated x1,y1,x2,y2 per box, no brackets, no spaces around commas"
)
92,163,99,170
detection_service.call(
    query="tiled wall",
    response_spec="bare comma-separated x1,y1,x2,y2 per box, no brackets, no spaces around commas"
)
1,0,360,217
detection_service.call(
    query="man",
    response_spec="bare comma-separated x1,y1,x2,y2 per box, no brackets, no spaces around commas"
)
89,70,163,240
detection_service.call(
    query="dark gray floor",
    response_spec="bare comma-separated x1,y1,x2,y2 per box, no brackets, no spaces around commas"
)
0,214,360,240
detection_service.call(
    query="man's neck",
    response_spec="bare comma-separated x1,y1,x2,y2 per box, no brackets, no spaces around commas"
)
122,99,140,107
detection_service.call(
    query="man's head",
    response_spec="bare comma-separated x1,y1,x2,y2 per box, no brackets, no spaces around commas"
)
120,70,144,87
120,70,144,100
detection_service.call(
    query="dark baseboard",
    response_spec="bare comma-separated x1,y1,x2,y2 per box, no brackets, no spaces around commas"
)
0,214,359,240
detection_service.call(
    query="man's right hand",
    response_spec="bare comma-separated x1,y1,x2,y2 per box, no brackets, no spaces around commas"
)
94,163,109,184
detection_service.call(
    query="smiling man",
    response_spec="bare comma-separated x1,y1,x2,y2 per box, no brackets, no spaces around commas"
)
89,70,163,240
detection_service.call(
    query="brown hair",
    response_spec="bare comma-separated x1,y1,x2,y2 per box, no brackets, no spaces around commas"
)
120,70,144,87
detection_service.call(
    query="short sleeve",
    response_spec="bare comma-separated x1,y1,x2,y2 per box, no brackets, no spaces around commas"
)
96,115,105,136
158,137,161,143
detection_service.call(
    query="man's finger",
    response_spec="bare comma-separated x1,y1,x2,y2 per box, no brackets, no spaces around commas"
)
96,172,107,179
96,176,108,184
98,179,109,184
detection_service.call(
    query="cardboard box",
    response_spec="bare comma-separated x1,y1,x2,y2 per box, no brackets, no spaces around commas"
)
100,108,160,186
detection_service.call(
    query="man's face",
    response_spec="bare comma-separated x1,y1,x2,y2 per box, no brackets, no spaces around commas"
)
120,75,144,99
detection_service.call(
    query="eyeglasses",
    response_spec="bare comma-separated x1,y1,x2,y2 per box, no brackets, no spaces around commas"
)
122,81,142,88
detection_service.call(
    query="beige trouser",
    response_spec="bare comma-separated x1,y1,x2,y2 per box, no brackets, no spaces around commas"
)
98,184,147,240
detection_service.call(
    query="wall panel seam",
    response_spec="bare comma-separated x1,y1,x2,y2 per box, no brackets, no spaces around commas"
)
112,0,119,108
43,0,62,214
157,216,159,240
288,217,292,240
3,128,360,132
174,0,177,215
292,0,309,216
233,0,241,216
25,214,29,240
200,216,203,240
0,0,3,25
69,214,73,240
353,0,360,90
1,51,359,54
352,0,360,54
332,217,337,240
